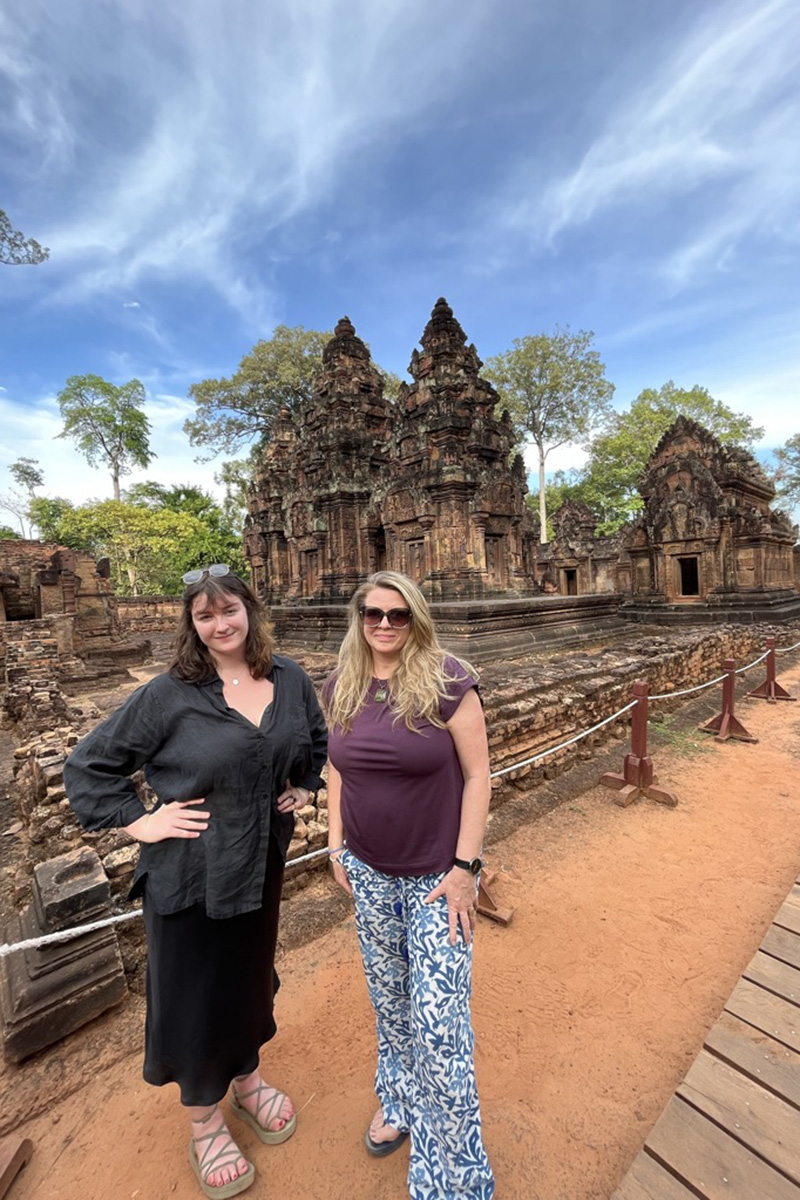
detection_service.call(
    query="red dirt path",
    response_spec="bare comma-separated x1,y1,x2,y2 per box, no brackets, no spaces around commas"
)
9,658,800,1200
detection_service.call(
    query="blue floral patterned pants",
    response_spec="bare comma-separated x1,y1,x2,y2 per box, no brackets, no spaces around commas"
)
340,848,495,1200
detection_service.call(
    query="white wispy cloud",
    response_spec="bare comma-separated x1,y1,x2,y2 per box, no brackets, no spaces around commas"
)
2,0,494,327
505,0,800,288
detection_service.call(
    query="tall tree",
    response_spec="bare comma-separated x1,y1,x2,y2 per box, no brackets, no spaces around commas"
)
124,480,248,578
774,432,800,511
185,326,331,459
0,207,49,265
485,327,614,543
185,324,402,460
579,382,765,532
0,457,45,537
56,375,155,500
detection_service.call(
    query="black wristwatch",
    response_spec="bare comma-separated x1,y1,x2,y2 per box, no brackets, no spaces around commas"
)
453,856,483,876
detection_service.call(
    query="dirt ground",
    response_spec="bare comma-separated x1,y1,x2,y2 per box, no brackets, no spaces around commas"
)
6,656,800,1200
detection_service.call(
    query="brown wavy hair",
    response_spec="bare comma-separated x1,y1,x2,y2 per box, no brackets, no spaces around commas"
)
169,573,275,682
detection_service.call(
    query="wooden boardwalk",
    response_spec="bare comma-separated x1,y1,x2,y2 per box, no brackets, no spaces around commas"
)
613,878,800,1200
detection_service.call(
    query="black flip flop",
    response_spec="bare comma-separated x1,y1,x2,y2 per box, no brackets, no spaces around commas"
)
364,1126,409,1157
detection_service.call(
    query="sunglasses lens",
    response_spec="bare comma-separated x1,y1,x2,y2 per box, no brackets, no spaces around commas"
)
361,607,383,626
182,570,203,584
388,611,411,629
208,564,230,577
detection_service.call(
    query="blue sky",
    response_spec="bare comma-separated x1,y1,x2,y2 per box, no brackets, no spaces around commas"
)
1,0,798,513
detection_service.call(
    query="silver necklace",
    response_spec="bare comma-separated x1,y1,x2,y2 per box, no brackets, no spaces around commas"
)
374,678,389,702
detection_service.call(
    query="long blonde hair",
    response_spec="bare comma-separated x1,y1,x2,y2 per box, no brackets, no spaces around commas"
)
326,570,476,732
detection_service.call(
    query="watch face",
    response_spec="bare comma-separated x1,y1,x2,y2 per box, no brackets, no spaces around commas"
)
469,858,482,875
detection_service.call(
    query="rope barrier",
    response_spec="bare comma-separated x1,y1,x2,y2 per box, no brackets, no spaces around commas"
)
649,673,727,701
735,650,769,674
489,700,637,780
2,636,797,960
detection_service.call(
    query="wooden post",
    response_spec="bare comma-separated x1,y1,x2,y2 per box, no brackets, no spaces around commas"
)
0,1137,33,1200
698,658,758,743
600,681,678,807
746,637,796,703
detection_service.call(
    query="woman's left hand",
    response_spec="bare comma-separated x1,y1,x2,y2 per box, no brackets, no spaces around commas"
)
424,867,477,946
276,783,310,814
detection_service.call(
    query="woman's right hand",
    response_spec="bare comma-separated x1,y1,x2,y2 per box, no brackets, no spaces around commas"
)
124,798,210,844
329,854,352,896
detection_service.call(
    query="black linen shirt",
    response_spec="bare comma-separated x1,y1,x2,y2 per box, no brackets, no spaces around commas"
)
64,655,327,919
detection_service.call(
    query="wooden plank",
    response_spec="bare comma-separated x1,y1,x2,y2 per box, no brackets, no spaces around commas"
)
705,1012,800,1109
776,901,800,937
646,1095,799,1200
745,952,800,1007
762,925,800,972
612,1151,699,1199
678,1049,800,1185
726,979,800,1053
0,1137,33,1200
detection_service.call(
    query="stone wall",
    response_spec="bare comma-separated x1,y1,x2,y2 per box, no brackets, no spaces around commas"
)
1,618,74,731
116,595,182,634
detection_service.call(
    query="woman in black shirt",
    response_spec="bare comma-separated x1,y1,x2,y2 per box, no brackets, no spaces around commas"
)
65,568,327,1199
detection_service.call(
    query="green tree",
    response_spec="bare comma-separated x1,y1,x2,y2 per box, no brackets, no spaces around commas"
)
185,326,332,459
185,325,403,460
1,457,45,537
27,497,75,543
49,500,209,595
57,375,155,500
124,481,248,579
0,524,21,540
485,328,614,543
0,207,49,265
10,457,44,496
774,432,800,511
580,382,765,532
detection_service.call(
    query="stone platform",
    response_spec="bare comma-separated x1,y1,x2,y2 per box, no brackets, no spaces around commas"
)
270,593,626,663
622,587,800,626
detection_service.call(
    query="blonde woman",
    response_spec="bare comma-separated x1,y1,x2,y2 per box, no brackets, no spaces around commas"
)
324,570,494,1200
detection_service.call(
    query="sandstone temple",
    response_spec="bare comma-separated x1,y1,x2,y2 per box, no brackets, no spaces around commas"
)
244,299,537,603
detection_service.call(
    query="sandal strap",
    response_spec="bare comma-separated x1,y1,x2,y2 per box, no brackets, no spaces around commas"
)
192,1109,246,1182
234,1080,290,1130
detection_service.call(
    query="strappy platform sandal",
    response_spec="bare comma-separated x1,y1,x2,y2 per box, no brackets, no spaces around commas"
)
188,1106,255,1199
230,1079,297,1145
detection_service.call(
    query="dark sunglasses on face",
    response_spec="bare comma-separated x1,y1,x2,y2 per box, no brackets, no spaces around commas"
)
359,605,413,630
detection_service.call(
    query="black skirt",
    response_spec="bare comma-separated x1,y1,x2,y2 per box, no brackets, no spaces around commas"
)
142,835,284,1106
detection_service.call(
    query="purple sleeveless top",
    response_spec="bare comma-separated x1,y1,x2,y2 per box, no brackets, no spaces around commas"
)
325,658,477,876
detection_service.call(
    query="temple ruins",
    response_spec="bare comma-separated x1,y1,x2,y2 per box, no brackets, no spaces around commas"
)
245,299,537,603
620,416,800,622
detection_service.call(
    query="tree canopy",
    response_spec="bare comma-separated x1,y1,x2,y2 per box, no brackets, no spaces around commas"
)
56,375,155,500
184,325,332,459
774,432,800,512
0,458,44,537
571,381,765,533
30,485,247,596
484,327,614,542
0,207,49,265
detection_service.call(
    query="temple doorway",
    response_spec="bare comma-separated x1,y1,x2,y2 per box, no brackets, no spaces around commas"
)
678,556,700,597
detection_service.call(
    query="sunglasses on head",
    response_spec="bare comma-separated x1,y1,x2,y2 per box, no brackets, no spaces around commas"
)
182,563,231,585
359,605,413,630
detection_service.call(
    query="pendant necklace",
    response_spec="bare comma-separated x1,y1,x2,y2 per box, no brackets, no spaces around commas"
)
374,678,389,702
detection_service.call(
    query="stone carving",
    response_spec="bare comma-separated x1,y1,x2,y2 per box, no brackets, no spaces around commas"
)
537,500,621,595
0,847,127,1062
245,301,537,602
622,415,799,620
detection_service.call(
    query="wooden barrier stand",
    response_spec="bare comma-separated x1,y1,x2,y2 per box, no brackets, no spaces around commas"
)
746,637,797,704
699,658,758,744
600,681,678,807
